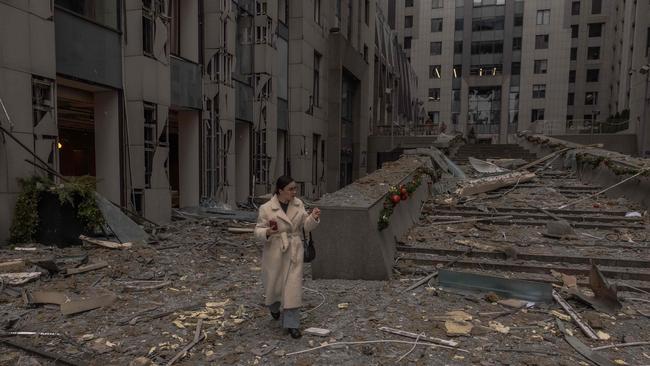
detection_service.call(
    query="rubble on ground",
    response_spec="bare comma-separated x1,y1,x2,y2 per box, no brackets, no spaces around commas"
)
1,147,649,365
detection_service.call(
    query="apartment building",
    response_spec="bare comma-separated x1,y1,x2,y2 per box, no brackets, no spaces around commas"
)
0,0,417,243
390,0,649,151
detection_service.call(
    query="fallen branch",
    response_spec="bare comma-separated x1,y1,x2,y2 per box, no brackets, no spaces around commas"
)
517,148,572,171
592,341,650,351
552,290,598,340
285,339,468,357
395,332,424,363
379,326,459,347
486,347,559,356
166,319,204,366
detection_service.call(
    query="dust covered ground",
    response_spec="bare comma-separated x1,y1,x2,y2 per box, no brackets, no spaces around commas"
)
2,173,650,365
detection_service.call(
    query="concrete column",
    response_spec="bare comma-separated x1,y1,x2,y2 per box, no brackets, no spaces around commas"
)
178,110,200,207
181,0,199,63
235,122,250,203
94,90,121,203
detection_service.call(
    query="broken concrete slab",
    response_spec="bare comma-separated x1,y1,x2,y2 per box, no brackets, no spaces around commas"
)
0,272,41,285
0,260,27,273
304,327,331,337
438,269,553,303
95,192,148,244
543,220,576,239
469,157,508,174
454,171,536,197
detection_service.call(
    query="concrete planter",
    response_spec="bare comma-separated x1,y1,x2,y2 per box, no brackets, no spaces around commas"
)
311,156,432,280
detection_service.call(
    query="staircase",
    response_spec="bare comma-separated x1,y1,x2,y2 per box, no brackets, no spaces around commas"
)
451,144,537,164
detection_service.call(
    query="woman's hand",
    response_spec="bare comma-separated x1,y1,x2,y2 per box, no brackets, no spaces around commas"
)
266,227,279,238
310,207,321,221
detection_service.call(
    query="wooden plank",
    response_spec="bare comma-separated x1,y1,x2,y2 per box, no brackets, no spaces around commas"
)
65,262,108,276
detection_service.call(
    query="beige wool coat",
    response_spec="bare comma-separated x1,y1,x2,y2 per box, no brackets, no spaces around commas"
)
254,195,319,309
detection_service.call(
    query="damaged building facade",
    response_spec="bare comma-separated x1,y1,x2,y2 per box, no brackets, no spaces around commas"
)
0,0,417,242
388,0,650,154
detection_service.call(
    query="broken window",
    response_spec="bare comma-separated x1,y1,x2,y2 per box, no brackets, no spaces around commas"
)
255,74,271,100
169,0,180,56
144,103,157,188
32,77,53,127
256,0,267,15
255,18,271,44
313,52,321,107
253,127,269,185
142,11,154,56
55,0,119,29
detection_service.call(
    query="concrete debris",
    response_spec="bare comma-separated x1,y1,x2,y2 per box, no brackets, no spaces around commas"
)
468,157,509,174
543,220,576,239
550,270,577,289
0,259,27,273
455,171,536,196
0,272,42,285
486,158,528,169
80,235,133,249
445,320,473,336
488,321,510,334
304,327,331,337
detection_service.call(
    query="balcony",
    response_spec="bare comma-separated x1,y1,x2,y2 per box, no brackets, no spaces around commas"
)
170,56,202,110
54,8,121,88
372,124,448,137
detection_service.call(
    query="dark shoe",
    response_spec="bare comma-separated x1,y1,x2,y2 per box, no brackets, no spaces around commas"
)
288,328,302,339
270,311,280,320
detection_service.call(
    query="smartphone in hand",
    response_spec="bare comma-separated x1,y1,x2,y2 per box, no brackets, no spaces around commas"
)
269,219,278,231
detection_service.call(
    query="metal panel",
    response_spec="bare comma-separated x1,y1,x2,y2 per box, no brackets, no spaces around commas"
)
438,269,553,302
54,9,122,89
170,56,202,110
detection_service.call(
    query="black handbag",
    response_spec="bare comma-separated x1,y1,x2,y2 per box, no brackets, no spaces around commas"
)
302,228,315,263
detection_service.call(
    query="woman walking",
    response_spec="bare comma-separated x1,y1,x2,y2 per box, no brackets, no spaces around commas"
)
254,176,321,338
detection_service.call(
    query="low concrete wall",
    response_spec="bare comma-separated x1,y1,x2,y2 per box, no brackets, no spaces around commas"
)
312,154,433,280
550,134,638,156
516,133,650,210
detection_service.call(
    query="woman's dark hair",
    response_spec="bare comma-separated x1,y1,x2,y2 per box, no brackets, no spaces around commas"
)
275,175,295,195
